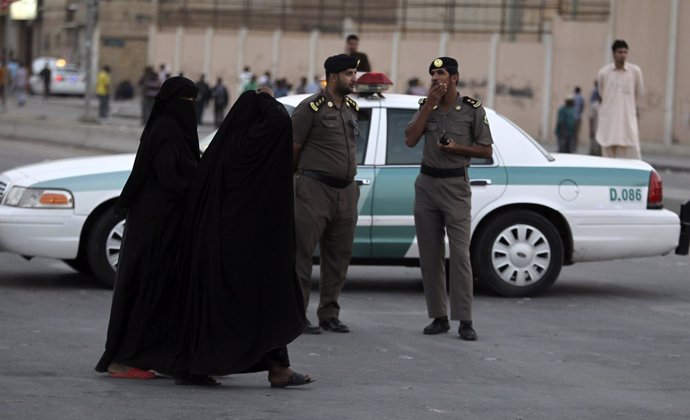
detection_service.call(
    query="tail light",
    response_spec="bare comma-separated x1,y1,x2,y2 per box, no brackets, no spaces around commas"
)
647,170,663,209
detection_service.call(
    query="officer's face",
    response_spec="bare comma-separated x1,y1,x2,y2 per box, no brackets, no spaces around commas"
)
430,68,458,86
333,68,357,95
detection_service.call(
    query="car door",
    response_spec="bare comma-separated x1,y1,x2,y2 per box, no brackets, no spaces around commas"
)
369,107,507,260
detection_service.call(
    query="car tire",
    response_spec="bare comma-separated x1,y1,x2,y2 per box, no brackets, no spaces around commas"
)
86,206,125,288
472,210,563,297
62,255,93,275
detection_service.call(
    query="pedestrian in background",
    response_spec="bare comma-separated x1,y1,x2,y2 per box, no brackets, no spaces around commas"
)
296,77,308,94
95,77,200,380
595,39,644,159
195,74,212,125
139,66,161,125
96,65,112,120
573,86,584,148
404,57,493,341
39,63,52,98
13,62,27,107
292,54,360,335
212,77,229,128
243,75,258,92
589,80,602,156
306,76,321,94
555,95,577,153
0,59,7,109
345,34,371,72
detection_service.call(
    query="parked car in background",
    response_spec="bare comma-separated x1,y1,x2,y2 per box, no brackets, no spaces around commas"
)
29,57,86,96
0,78,687,296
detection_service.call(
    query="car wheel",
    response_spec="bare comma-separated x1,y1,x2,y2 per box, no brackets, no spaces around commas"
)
473,210,563,297
62,255,93,275
86,206,125,288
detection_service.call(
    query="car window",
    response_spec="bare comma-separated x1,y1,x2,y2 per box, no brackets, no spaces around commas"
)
386,108,493,166
283,104,370,165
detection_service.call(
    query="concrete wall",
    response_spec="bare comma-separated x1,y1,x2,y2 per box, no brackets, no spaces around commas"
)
149,1,688,147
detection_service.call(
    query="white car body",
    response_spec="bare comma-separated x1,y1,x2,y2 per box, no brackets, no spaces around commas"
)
0,93,685,295
29,57,87,96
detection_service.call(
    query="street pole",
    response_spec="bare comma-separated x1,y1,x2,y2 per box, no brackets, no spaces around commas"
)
80,0,97,122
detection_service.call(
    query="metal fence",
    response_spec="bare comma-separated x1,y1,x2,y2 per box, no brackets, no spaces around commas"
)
158,0,610,36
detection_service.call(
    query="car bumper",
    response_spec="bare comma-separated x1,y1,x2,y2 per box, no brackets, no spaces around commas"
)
568,209,681,261
0,206,85,259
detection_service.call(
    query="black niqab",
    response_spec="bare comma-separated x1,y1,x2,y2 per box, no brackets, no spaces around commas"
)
173,91,306,376
116,76,200,213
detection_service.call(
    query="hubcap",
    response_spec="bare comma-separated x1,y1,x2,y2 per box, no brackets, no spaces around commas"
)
105,220,126,271
490,224,551,287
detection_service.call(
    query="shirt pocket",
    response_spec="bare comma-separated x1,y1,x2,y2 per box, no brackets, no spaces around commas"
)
448,120,473,142
425,120,439,133
321,113,339,128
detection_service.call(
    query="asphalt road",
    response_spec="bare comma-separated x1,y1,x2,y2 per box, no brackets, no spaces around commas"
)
1,138,689,419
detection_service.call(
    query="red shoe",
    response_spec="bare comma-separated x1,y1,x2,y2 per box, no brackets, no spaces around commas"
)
109,367,157,379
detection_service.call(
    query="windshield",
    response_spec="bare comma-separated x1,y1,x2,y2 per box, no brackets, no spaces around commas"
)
497,112,554,161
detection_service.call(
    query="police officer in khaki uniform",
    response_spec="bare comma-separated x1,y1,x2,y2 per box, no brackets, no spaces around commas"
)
292,54,360,334
404,57,493,341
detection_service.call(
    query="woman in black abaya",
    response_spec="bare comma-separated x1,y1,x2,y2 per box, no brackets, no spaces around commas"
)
95,77,200,378
173,87,312,387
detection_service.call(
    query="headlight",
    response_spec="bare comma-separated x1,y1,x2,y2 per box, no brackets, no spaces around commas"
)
3,187,74,209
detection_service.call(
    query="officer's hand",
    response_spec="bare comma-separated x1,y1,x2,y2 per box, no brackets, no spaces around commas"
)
257,85,274,97
427,83,447,106
437,138,460,154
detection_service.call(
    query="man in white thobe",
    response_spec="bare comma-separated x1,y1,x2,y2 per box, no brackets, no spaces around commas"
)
595,39,644,159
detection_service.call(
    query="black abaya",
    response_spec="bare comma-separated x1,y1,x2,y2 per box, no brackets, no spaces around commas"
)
173,90,305,376
95,77,200,374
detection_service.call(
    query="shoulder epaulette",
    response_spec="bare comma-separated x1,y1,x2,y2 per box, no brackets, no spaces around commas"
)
309,96,326,112
345,96,359,111
463,96,482,108
418,97,427,106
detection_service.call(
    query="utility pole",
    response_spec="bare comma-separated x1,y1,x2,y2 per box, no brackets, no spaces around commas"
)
80,0,98,122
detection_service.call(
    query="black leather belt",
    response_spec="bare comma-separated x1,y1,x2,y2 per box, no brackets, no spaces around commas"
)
420,164,466,179
300,170,353,189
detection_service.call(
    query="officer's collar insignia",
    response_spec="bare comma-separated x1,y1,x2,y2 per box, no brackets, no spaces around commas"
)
345,96,359,111
327,101,333,108
432,105,438,110
433,58,443,68
309,96,326,112
463,96,481,108
455,105,461,111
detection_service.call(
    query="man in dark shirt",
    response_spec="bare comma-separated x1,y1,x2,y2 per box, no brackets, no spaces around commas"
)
345,34,371,72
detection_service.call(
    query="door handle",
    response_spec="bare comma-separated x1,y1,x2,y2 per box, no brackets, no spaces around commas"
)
470,179,492,186
356,178,371,186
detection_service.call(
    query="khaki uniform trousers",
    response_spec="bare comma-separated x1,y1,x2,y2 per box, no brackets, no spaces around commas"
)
414,173,473,321
294,175,359,321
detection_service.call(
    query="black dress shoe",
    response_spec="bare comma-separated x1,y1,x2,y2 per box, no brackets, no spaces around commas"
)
319,318,350,333
459,321,478,341
423,316,450,335
303,319,322,335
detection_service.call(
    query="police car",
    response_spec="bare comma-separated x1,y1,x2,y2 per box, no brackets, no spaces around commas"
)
0,76,687,296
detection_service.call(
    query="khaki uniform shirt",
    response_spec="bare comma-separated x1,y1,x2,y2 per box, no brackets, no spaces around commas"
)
408,94,493,168
292,90,359,180
595,62,644,147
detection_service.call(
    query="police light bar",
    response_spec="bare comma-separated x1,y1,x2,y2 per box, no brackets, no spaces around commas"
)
354,72,393,94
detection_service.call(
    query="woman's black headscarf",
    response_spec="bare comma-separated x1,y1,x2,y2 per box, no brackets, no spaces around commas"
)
116,76,199,213
173,91,306,376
